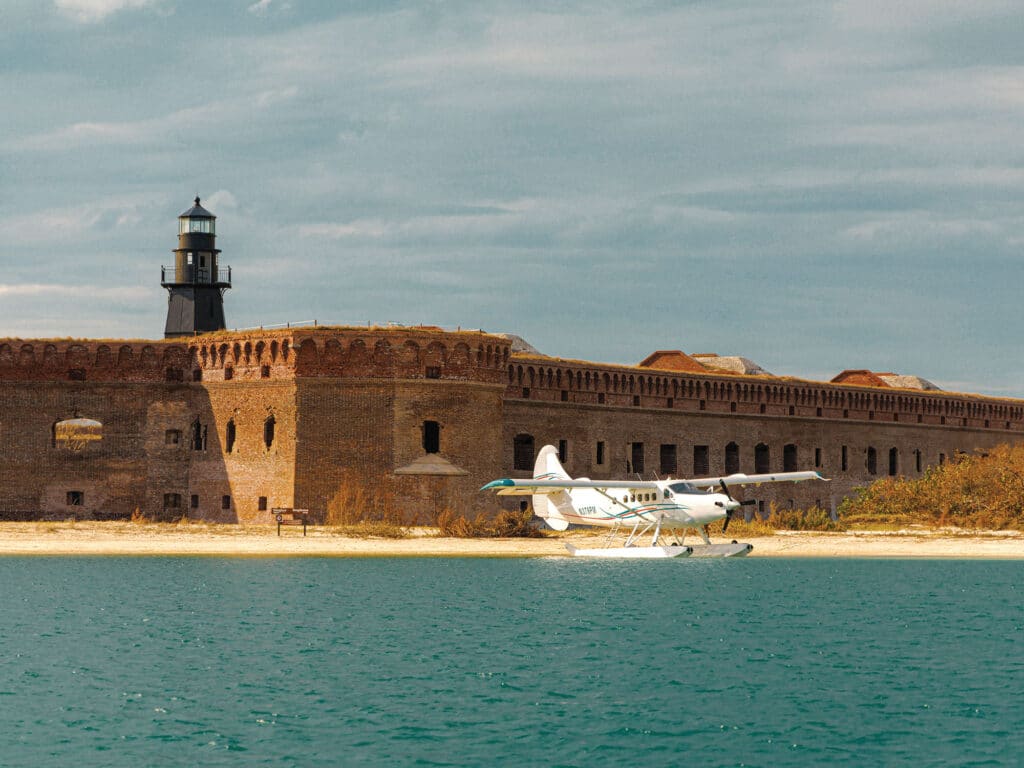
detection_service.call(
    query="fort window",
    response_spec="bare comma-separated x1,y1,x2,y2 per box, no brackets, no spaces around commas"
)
561,390,568,402
788,405,795,416
66,490,83,506
867,447,878,475
783,444,798,472
598,393,605,404
814,448,822,468
426,366,441,379
755,443,770,474
868,410,874,420
190,494,199,509
513,434,535,471
192,369,203,381
422,421,441,454
730,402,736,412
224,367,234,381
68,368,86,381
667,397,674,408
558,440,568,463
522,387,531,398
258,496,268,511
596,441,606,466
221,495,232,510
888,448,899,476
699,400,706,411
918,414,923,424
633,395,641,407
893,413,899,422
915,449,922,473
843,409,849,418
164,493,182,509
841,445,848,471
165,429,181,446
191,420,207,451
939,453,946,465
264,416,276,449
660,444,677,475
941,416,946,425
816,407,822,417
692,445,709,476
165,367,183,382
631,443,645,475
261,365,271,378
225,420,236,454
725,442,739,474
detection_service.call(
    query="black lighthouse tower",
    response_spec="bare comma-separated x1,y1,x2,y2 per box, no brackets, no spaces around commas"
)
162,197,231,338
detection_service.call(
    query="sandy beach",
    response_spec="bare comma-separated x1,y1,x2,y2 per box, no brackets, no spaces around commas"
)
0,522,1022,558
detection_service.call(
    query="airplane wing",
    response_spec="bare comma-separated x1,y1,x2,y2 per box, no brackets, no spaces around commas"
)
684,471,828,488
480,478,662,496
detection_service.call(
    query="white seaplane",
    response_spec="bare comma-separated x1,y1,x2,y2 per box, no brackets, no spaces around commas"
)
482,445,828,558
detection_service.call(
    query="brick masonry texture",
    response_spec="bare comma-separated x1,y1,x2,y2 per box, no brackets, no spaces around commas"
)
0,328,1020,521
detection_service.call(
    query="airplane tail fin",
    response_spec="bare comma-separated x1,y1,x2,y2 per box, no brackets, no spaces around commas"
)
532,445,572,531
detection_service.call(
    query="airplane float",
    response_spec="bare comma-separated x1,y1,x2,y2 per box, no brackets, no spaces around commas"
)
482,444,828,558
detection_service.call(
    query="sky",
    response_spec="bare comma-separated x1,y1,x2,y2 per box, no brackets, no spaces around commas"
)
2,0,1024,396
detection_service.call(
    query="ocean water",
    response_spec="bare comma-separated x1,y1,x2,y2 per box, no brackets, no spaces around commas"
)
0,557,1021,767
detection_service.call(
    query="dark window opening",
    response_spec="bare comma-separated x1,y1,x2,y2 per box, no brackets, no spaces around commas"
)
66,490,83,506
730,401,736,412
667,397,674,408
561,390,568,402
225,420,236,453
841,445,849,471
598,393,605,404
659,444,677,475
814,447,822,468
513,434,535,471
888,447,899,476
258,496,268,511
755,443,770,474
893,413,899,422
725,442,740,474
263,416,276,449
164,493,181,509
915,449,922,473
261,365,271,378
425,366,441,379
190,494,199,509
165,429,181,445
816,407,822,417
939,453,946,465
867,447,878,475
192,369,203,382
788,405,795,416
941,416,946,425
759,403,766,414
68,368,86,381
522,387,530,398
868,410,874,420
693,445,709,476
633,395,641,407
165,367,183,382
596,441,606,466
918,414,923,423
699,400,706,411
558,439,568,463
423,421,441,454
631,442,645,475
783,444,798,472
191,420,207,451
221,495,231,510
843,409,849,418
224,367,234,381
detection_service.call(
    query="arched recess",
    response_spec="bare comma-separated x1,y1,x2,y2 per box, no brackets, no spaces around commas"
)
725,442,740,475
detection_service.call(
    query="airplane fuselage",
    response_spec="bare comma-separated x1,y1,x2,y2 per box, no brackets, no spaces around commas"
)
546,484,739,531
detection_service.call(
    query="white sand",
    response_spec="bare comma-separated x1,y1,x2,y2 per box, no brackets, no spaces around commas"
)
0,523,1022,558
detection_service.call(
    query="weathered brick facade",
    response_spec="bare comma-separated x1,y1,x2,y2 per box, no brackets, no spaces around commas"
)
0,328,1019,522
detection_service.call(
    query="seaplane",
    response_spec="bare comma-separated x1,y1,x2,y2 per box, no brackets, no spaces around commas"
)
482,445,828,558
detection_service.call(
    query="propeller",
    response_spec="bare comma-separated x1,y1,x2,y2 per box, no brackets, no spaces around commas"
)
719,480,756,532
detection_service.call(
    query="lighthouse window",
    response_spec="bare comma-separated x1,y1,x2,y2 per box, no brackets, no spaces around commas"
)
186,253,193,265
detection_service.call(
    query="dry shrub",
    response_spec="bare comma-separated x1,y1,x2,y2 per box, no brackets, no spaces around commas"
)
434,506,543,538
130,507,149,524
767,503,845,532
326,472,409,538
839,443,1024,530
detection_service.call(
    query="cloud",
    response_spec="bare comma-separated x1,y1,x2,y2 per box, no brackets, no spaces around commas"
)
53,0,158,23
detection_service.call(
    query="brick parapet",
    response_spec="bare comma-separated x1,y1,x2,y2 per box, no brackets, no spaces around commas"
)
506,355,1024,434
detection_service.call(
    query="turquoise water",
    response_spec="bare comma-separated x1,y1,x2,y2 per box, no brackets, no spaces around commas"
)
0,558,1021,766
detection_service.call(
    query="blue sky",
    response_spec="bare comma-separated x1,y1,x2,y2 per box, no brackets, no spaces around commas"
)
2,0,1024,395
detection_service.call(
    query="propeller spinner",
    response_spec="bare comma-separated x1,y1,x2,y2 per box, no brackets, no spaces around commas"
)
719,480,757,532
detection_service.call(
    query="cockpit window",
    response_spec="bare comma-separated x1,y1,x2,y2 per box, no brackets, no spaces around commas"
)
668,481,703,494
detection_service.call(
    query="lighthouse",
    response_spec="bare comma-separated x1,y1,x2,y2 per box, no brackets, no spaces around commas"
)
161,197,231,338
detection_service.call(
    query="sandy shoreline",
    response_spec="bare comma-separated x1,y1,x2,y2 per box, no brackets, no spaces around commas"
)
0,522,1022,558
